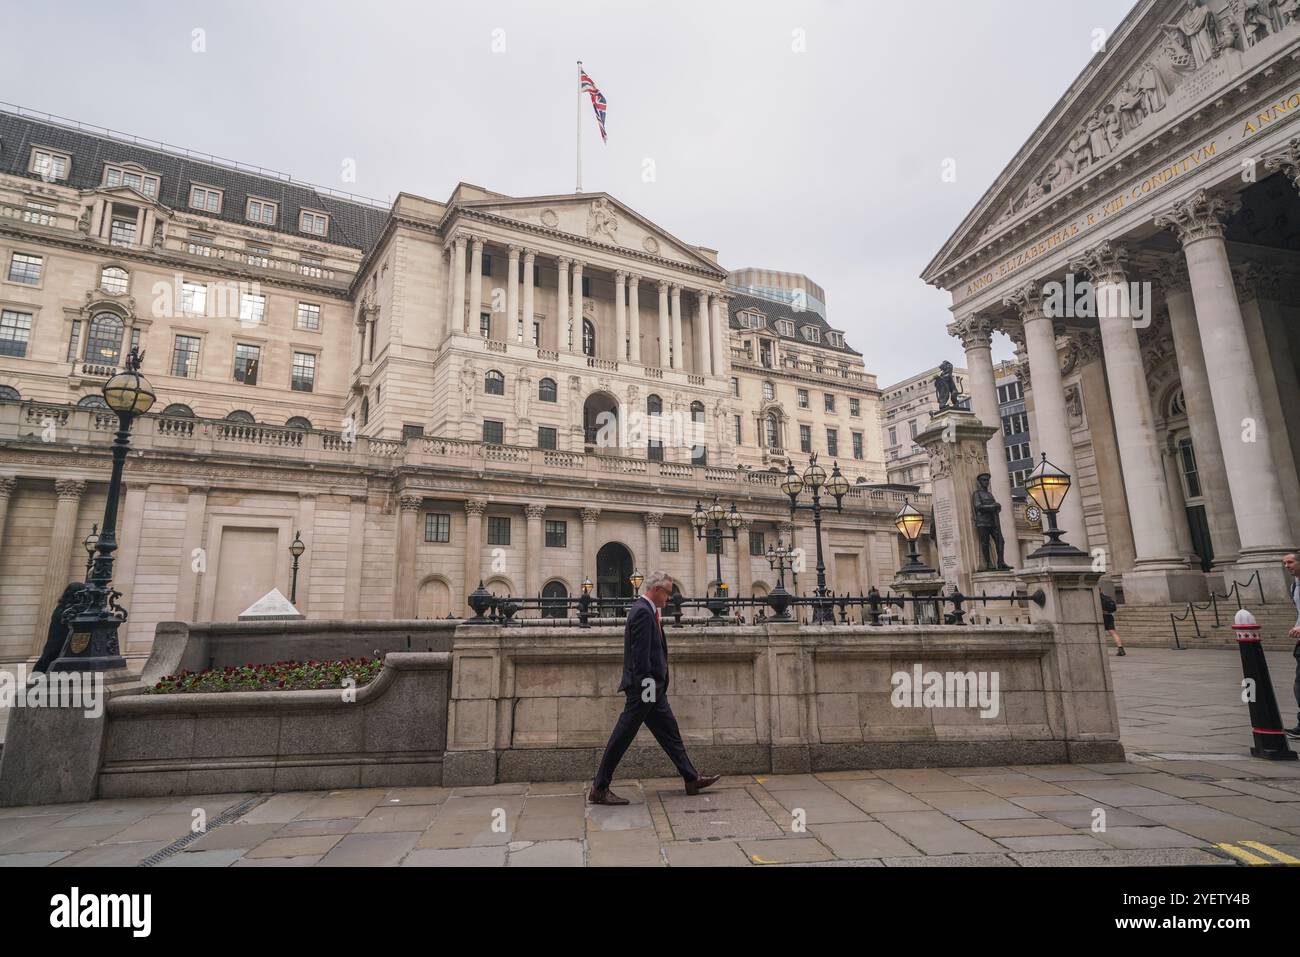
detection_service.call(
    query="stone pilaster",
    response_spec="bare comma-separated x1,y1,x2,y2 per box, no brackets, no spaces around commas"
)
396,494,423,618
697,290,713,376
463,498,488,609
556,257,572,352
0,477,16,560
34,480,85,656
449,233,467,335
581,507,600,586
571,260,585,354
524,504,547,601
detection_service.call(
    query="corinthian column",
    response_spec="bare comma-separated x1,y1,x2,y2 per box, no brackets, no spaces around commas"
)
615,272,628,362
557,257,571,352
467,236,484,337
657,281,671,368
506,245,521,343
736,518,754,598
628,275,642,364
449,233,467,335
396,495,422,617
643,511,662,574
948,313,1020,568
522,248,537,344
581,508,600,585
710,296,727,377
1003,284,1089,552
1156,190,1295,592
670,285,684,370
34,480,85,655
524,504,547,602
572,260,585,354
1154,257,1241,566
463,498,488,609
1070,241,1193,602
697,290,713,376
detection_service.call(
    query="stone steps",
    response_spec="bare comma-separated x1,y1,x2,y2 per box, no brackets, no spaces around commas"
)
1114,602,1297,651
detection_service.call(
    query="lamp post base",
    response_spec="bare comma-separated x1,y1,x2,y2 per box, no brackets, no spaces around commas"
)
49,618,127,673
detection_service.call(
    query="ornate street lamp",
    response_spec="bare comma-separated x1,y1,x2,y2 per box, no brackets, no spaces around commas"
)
783,454,847,624
53,348,155,672
763,537,797,621
894,499,933,575
82,524,99,580
288,531,306,604
578,576,594,628
630,569,644,592
693,496,741,616
1024,453,1084,557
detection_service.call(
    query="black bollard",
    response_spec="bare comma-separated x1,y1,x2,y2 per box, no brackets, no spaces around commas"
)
1233,609,1297,761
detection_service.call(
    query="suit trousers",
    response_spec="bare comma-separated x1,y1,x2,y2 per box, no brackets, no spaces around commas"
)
593,687,699,790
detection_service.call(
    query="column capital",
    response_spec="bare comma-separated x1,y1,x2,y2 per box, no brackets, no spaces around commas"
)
1153,189,1241,245
571,259,585,273
658,280,670,293
523,247,537,262
614,270,627,284
469,234,485,250
55,479,86,501
557,256,572,270
1232,262,1281,304
465,498,489,517
524,503,548,520
581,507,600,524
1002,282,1046,323
399,495,424,512
1069,240,1130,285
1151,256,1191,298
669,283,682,296
627,272,642,285
947,314,998,350
643,511,664,528
737,518,754,532
507,244,522,257
1263,137,1300,192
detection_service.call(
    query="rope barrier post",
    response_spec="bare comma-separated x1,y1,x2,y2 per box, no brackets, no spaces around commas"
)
1232,609,1297,762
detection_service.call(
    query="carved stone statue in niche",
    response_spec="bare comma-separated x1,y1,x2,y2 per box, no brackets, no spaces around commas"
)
972,473,1011,571
515,369,532,421
460,362,476,414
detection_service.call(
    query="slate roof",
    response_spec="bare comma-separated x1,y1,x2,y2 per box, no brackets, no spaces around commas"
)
0,109,390,253
726,292,861,357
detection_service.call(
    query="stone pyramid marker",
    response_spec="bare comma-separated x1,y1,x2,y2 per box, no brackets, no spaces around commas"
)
237,587,304,621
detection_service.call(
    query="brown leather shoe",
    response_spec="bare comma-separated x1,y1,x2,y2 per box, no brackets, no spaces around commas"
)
587,786,630,806
684,774,721,796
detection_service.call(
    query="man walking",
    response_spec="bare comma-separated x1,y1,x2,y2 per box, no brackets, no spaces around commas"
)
1285,554,1300,740
587,571,720,805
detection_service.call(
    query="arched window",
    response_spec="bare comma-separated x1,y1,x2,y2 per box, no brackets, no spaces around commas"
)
484,369,505,396
161,403,194,417
582,318,596,357
691,401,707,466
538,377,557,402
100,267,129,296
647,394,662,416
0,385,19,400
541,580,569,619
762,381,775,402
1168,387,1187,418
359,396,369,425
85,312,125,366
765,412,781,450
225,410,255,423
78,395,109,409
286,416,312,430
647,393,664,461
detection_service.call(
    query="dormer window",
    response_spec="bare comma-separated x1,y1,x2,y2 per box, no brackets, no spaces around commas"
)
827,332,844,348
737,311,765,329
299,210,329,236
246,198,278,226
189,185,223,213
29,148,70,182
103,164,159,198
775,319,795,337
801,326,821,343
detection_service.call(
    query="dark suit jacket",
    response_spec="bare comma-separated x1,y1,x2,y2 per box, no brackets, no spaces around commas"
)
618,597,669,694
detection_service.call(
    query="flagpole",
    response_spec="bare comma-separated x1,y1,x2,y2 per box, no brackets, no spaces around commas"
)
576,60,583,194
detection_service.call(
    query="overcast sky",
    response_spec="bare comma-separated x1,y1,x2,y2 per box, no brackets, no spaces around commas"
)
3,0,1136,384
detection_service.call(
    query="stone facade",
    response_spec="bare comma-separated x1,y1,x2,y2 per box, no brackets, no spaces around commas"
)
925,0,1300,604
0,109,911,674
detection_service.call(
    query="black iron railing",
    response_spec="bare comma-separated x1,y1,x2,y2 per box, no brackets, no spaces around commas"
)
462,583,1039,628
1169,570,1268,649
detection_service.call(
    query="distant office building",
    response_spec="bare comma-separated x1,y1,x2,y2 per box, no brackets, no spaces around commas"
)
879,365,968,494
727,268,828,320
995,360,1033,496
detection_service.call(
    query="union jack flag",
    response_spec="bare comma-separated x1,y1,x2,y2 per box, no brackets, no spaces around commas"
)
580,70,608,142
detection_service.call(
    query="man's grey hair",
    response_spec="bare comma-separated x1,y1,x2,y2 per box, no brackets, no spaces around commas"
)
643,570,673,594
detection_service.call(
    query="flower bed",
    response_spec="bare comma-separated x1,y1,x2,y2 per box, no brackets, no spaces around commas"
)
144,658,383,694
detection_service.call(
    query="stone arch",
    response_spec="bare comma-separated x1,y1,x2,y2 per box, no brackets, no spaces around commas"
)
541,578,570,618
596,540,635,600
484,575,515,596
583,389,621,451
416,575,452,620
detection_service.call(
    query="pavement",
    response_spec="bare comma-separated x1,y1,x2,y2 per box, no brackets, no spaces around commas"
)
1,647,1298,867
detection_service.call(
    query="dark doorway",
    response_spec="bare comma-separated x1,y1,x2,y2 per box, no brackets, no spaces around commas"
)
596,542,634,601
1185,505,1213,574
541,580,569,618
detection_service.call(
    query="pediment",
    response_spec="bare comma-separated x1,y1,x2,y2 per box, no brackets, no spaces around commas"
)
453,192,726,276
925,0,1300,285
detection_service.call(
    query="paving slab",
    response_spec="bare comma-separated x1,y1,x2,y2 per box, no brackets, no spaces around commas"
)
876,769,980,793
1194,795,1300,829
919,791,1037,821
586,803,654,832
872,811,1004,855
1060,781,1191,807
293,790,388,821
824,779,932,814
966,819,1077,838
586,828,664,866
959,773,1074,797
1008,847,1234,867
765,788,872,824
882,853,1016,867
0,823,129,853
51,840,170,866
402,846,508,867
353,805,441,834
739,837,836,864
383,787,452,806
664,840,753,867
1039,805,1159,828
188,822,285,851
811,821,921,859
1125,803,1300,844
232,855,323,867
244,835,343,859
507,840,584,866
274,817,362,837
1215,779,1300,802
1090,826,1210,849
317,831,421,866
158,849,244,867
237,793,326,824
994,834,1111,852
0,851,73,867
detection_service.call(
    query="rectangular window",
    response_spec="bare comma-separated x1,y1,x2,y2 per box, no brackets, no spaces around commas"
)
660,526,679,553
826,428,839,457
189,185,222,213
0,309,33,358
23,201,56,226
487,516,511,546
850,397,861,417
296,302,321,331
187,233,215,256
531,320,540,346
482,253,493,278
104,166,159,197
181,281,207,316
824,393,836,413
246,244,271,268
233,343,260,384
544,520,567,548
731,377,740,397
171,334,201,377
538,426,557,450
909,419,919,440
888,426,897,447
582,276,590,297
299,210,329,236
750,532,766,556
799,425,812,453
648,440,664,462
480,312,491,339
798,389,809,409
483,420,504,444
109,217,138,247
30,149,70,181
734,415,742,445
8,253,43,285
291,352,316,392
1179,439,1201,499
402,424,424,439
424,513,450,543
852,432,864,460
66,320,82,362
246,198,277,225
240,293,266,324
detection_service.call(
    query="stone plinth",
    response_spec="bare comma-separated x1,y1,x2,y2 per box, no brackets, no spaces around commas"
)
916,409,1003,595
